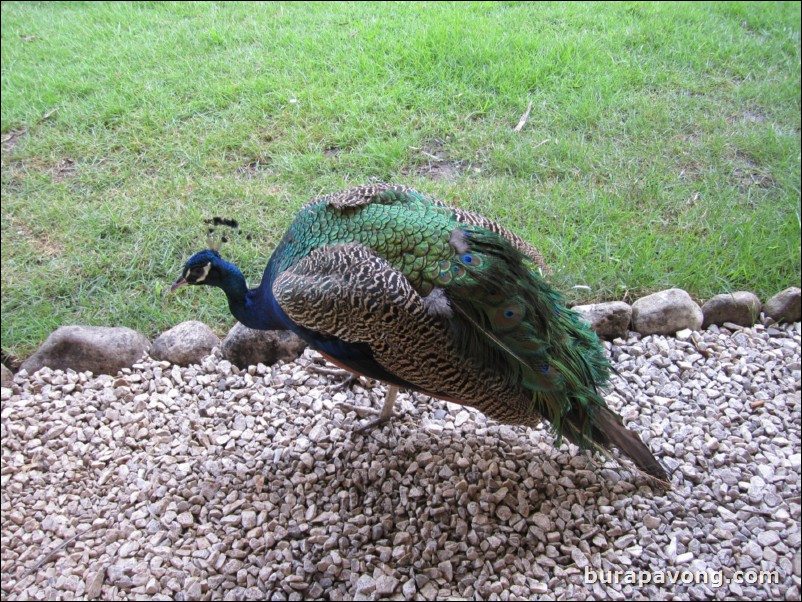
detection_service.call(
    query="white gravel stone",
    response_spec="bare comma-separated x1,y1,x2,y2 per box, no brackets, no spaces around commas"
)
1,325,799,601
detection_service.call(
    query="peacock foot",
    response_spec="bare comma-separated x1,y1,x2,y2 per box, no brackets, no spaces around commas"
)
305,362,375,391
328,373,365,392
338,385,401,433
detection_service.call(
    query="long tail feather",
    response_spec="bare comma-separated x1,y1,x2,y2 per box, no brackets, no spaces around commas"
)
585,407,668,483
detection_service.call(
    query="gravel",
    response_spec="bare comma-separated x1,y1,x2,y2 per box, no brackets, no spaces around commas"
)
2,322,800,600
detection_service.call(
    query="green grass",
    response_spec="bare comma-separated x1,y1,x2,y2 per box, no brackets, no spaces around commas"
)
2,1,800,361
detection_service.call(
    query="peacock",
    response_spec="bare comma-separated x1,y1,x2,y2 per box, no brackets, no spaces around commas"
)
171,184,667,482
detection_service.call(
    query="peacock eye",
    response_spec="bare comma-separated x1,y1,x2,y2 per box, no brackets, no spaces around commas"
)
188,262,213,283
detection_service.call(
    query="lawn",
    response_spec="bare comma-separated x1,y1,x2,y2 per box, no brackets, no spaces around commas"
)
1,1,800,362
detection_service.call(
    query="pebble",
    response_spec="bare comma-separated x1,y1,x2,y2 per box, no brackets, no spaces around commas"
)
675,552,694,564
743,541,764,561
84,569,104,599
374,575,398,597
758,531,781,547
571,548,590,568
643,515,661,530
0,324,799,600
241,510,257,530
355,575,375,595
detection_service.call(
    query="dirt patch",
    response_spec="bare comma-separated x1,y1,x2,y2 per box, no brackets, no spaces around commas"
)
49,158,76,182
731,165,775,190
409,161,465,180
237,155,272,178
1,128,27,153
676,159,707,182
6,219,65,259
401,139,477,181
1,160,27,192
730,151,775,191
1,156,78,188
727,110,767,127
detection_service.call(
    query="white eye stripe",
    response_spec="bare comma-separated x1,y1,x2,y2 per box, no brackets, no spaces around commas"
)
194,262,212,283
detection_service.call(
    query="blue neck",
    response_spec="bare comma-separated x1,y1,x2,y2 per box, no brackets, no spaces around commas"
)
218,259,291,331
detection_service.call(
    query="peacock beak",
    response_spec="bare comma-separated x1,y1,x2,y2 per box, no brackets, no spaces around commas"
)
170,276,188,293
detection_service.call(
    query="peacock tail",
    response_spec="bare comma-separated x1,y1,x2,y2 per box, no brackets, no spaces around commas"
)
174,184,667,482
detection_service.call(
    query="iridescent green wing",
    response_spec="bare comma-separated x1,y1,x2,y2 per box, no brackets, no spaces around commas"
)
304,184,550,271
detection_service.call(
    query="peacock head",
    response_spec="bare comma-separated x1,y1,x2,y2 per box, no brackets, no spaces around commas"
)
171,249,232,292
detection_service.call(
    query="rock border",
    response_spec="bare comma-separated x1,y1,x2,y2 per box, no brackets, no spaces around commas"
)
2,287,800,376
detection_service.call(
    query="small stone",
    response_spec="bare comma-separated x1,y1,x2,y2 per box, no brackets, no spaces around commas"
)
308,424,327,442
84,568,105,599
221,559,243,575
743,541,763,560
439,561,453,582
495,505,512,521
241,510,257,530
455,410,471,427
747,475,767,503
355,575,375,595
184,578,202,599
118,541,139,558
420,582,439,599
374,575,398,597
393,532,411,546
757,531,780,547
643,515,661,530
532,514,551,531
571,548,589,568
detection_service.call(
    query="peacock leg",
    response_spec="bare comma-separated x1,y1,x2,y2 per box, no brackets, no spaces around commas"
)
338,385,401,432
354,384,400,433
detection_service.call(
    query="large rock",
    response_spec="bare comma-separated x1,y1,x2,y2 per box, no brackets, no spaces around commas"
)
20,326,150,376
150,320,221,366
763,287,801,323
222,323,306,368
701,291,762,328
1,364,12,388
571,301,632,340
631,289,703,336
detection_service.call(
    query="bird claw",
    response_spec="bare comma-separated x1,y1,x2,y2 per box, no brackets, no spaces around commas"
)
337,402,383,418
353,411,400,434
338,385,401,434
329,374,360,391
304,362,375,391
